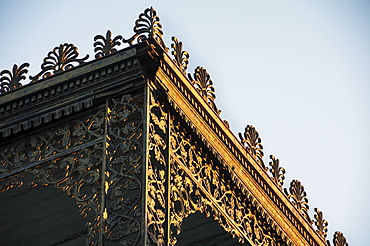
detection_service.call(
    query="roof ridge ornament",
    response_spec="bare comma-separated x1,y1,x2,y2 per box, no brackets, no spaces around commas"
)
188,66,220,114
269,155,285,188
0,63,30,93
314,207,329,239
123,7,166,49
329,231,349,246
93,30,123,59
30,43,89,82
239,125,266,170
171,36,189,73
285,179,312,223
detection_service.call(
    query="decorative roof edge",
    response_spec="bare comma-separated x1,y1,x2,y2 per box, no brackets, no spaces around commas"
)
0,6,349,246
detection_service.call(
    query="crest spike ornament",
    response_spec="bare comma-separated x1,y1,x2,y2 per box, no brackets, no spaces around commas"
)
314,207,328,239
93,30,123,59
0,63,30,93
30,43,89,82
238,125,265,170
188,66,219,113
269,155,285,188
171,36,189,73
284,180,312,223
123,7,165,48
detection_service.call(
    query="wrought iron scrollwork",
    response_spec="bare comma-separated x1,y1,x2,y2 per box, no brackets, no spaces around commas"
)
169,116,283,245
239,125,266,170
314,207,328,239
188,66,219,113
105,93,144,245
93,30,123,59
123,7,165,48
0,63,30,93
284,180,311,223
269,155,285,188
171,36,189,73
30,43,89,82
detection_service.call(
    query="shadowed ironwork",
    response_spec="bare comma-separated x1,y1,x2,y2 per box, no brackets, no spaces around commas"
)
0,63,30,93
93,30,123,59
30,43,89,82
171,36,189,73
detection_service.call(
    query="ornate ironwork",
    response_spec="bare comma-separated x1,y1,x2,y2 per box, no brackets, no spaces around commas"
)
285,180,311,223
314,207,328,239
147,91,168,245
0,108,104,175
30,43,89,82
93,30,123,59
123,7,165,48
239,125,265,170
0,63,30,93
105,93,144,245
188,66,219,113
171,36,189,73
269,155,285,188
0,133,103,245
169,115,284,245
330,232,349,246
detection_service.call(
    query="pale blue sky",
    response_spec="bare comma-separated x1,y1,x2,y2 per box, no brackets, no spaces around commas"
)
1,1,369,245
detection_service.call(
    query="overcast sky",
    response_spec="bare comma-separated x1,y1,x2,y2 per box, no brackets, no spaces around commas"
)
1,1,369,245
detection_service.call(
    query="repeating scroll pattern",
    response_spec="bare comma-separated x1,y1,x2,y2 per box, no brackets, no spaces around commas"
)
0,63,30,93
147,91,169,245
0,108,105,176
105,93,144,245
169,116,284,246
0,137,103,245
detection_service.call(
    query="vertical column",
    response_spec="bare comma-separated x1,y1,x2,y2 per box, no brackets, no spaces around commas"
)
146,89,169,246
103,92,145,245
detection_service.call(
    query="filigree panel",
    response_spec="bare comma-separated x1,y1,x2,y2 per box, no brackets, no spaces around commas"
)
169,116,284,246
0,143,103,245
0,108,105,176
146,90,169,245
104,93,144,245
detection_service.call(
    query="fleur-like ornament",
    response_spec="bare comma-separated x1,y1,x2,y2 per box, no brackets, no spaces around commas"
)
269,155,285,188
331,232,349,246
239,125,265,170
314,207,328,239
0,63,30,93
30,43,89,82
284,180,311,223
123,7,165,48
171,36,189,73
188,66,219,113
93,30,123,59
